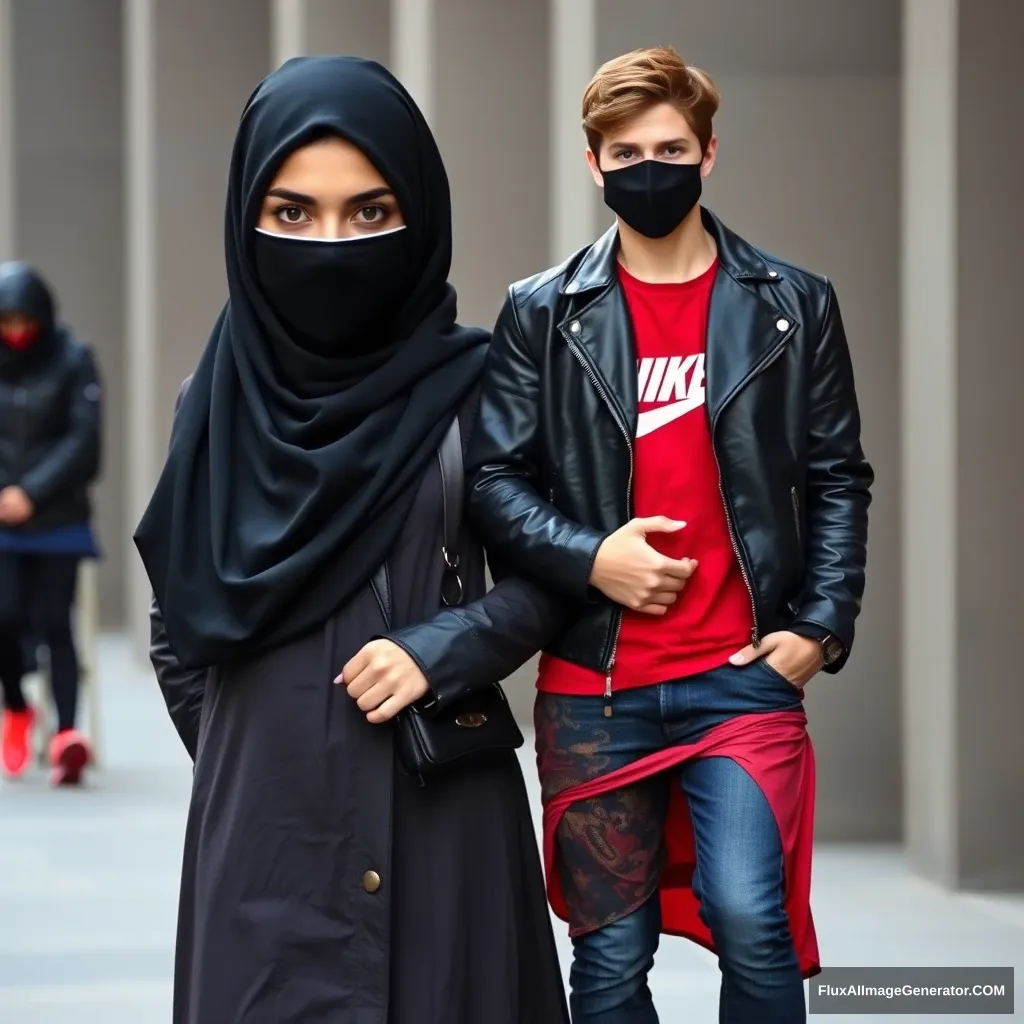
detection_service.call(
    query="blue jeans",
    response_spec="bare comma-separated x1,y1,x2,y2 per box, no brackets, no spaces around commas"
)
553,660,807,1024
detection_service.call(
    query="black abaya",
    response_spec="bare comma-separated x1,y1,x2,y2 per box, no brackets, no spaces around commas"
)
167,457,569,1023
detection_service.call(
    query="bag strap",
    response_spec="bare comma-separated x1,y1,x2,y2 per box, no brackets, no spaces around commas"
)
437,413,463,568
371,415,462,629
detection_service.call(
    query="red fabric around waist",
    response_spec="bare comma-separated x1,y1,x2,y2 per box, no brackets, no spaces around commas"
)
541,710,820,978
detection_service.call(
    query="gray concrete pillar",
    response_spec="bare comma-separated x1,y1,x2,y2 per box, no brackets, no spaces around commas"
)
902,0,1024,889
551,0,598,262
125,0,271,654
0,0,12,260
391,0,434,125
7,0,125,625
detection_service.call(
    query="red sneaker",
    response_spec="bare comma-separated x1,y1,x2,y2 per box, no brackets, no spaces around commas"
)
2,707,35,778
49,729,92,786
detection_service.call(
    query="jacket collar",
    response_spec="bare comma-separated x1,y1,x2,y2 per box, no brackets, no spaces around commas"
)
561,207,781,295
556,207,798,429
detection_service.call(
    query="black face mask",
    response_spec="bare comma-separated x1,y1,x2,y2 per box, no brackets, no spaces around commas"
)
254,226,410,351
601,160,703,239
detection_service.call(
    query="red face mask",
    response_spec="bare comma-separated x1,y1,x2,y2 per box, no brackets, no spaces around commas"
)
0,323,41,350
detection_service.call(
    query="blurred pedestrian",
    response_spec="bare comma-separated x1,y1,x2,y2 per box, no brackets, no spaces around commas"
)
135,57,569,1024
0,262,101,784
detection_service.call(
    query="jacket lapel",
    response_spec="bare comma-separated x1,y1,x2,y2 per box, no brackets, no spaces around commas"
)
705,268,797,427
555,211,799,436
558,284,638,435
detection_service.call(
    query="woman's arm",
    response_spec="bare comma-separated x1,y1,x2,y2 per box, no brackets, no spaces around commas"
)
147,375,206,760
150,594,206,760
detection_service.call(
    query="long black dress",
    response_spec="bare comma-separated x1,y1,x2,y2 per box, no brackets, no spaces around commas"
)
151,448,570,1024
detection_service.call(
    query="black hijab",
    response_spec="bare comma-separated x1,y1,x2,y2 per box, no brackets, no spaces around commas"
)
134,56,488,669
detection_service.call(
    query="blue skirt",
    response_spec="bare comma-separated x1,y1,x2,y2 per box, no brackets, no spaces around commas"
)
0,523,100,558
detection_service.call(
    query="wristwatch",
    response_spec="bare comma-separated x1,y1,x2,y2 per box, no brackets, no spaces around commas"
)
819,634,845,666
791,622,845,666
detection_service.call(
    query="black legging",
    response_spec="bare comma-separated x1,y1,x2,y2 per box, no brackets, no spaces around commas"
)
0,552,80,732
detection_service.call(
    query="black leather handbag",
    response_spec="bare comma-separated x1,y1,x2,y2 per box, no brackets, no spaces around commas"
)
370,415,524,786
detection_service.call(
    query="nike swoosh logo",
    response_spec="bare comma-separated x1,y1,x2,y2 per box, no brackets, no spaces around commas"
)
636,395,705,438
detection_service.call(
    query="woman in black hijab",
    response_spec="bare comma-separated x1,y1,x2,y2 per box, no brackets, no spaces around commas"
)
134,57,570,1024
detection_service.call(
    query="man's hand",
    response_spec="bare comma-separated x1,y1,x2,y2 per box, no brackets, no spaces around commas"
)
0,486,34,526
337,639,430,724
729,631,823,687
589,517,698,614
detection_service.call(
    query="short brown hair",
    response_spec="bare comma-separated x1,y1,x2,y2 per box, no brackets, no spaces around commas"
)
582,47,720,156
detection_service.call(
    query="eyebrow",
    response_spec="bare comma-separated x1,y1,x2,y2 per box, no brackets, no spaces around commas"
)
266,187,317,205
264,186,396,206
609,137,690,149
347,186,395,205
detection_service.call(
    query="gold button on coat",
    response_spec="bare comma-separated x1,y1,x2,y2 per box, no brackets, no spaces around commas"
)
363,870,381,893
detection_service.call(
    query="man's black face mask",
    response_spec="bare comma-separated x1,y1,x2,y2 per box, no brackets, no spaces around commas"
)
600,159,703,239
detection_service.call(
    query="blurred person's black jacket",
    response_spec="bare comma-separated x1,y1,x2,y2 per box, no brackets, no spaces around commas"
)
0,264,102,530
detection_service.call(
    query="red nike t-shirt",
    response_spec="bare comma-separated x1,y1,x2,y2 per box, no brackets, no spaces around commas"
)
538,258,754,695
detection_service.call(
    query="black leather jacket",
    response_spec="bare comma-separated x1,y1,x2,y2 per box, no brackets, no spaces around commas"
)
466,208,873,677
0,265,102,531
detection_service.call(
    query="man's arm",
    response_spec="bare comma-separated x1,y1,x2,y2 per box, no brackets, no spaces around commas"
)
381,556,573,710
466,290,608,602
790,281,873,673
467,288,696,613
18,346,102,507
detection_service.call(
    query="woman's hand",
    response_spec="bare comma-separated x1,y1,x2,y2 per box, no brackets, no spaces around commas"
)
337,639,430,724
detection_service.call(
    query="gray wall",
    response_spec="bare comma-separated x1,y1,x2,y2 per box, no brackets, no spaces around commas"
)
150,0,271,449
304,1,389,63
11,0,125,625
434,0,552,329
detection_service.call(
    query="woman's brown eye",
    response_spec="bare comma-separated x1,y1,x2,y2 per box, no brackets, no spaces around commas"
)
358,205,386,223
278,206,305,224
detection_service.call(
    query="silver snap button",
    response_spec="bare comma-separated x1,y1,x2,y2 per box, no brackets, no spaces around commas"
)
768,270,778,278
569,321,582,334
776,318,790,331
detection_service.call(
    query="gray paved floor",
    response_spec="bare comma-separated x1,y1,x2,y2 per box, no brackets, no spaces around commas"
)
1,636,1021,1022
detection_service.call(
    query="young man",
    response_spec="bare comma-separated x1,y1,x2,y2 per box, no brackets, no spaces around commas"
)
467,47,872,1024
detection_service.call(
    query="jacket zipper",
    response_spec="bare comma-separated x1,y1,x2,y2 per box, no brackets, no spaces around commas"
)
711,339,790,649
715,462,760,647
560,325,633,712
790,485,801,543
